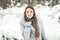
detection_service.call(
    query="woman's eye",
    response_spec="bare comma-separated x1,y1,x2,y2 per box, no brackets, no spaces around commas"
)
30,11,32,13
27,11,29,13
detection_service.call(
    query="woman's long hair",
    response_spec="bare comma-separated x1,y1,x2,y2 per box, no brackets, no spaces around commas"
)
24,6,40,38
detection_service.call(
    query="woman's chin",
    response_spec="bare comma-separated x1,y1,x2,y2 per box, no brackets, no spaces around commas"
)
28,17,32,19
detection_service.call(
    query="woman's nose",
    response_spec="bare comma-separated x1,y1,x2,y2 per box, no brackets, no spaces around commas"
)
28,12,31,15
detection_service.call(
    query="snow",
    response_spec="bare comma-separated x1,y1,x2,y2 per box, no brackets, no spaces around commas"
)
0,3,60,40
34,4,60,40
16,3,21,7
0,7,3,10
0,4,28,40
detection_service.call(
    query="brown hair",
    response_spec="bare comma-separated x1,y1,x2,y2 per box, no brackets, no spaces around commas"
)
24,6,40,38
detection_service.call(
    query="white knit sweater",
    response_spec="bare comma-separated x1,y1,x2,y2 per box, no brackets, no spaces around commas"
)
20,15,46,40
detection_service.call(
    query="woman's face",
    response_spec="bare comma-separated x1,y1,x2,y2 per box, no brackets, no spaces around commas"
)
26,8,34,19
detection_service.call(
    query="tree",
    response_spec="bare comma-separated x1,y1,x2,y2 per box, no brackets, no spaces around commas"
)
52,0,59,5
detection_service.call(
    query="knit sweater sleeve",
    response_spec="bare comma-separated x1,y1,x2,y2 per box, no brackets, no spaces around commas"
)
37,16,46,40
20,18,25,35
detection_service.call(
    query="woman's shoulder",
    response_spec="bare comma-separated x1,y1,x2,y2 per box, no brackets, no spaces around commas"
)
36,16,42,23
20,14,25,25
36,16,44,30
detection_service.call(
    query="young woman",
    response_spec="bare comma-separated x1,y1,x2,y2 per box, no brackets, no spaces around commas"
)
20,6,46,40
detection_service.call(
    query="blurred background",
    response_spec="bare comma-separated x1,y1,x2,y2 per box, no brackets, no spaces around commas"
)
0,0,60,9
0,0,60,40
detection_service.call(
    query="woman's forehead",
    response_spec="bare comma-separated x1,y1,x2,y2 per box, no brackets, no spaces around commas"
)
26,8,33,11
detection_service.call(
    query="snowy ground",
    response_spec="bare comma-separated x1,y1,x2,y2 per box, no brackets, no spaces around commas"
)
0,3,60,40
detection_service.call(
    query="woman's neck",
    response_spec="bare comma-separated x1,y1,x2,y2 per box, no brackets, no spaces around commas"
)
25,17,33,22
